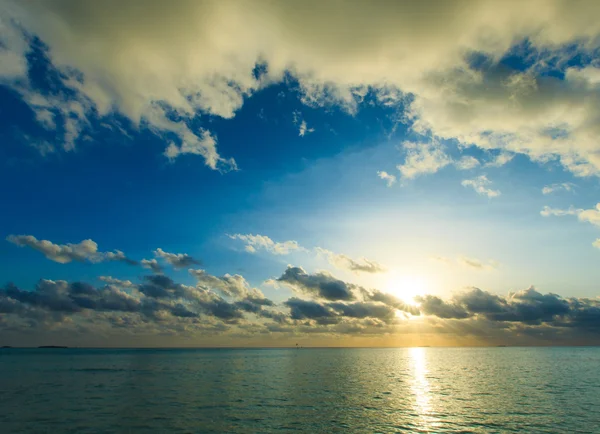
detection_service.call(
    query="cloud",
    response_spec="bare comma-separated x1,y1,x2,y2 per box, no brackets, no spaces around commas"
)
377,171,397,187
484,152,514,168
228,234,304,255
141,258,163,274
461,175,501,198
315,248,386,274
284,298,397,324
154,248,201,269
276,266,417,315
230,234,386,273
298,120,315,137
541,203,600,227
541,203,600,247
455,156,480,170
457,256,499,271
6,235,137,265
418,286,600,333
542,182,576,195
431,255,498,271
163,129,237,172
277,266,356,301
292,111,315,137
3,1,600,176
540,205,580,217
397,141,452,180
98,276,134,287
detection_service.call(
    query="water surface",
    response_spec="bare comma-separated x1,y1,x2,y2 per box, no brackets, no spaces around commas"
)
1,347,598,433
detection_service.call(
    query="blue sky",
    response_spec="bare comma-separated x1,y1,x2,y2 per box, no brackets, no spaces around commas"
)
1,1,600,346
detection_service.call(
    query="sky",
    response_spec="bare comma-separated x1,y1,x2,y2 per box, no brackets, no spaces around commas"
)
1,0,600,347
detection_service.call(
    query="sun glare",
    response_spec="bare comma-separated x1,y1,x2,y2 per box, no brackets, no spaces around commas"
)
386,274,427,307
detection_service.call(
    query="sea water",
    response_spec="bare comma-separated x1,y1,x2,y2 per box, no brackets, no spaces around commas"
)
0,347,598,433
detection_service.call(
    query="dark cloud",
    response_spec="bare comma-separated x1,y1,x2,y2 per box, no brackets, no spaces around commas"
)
283,297,399,325
418,286,600,332
417,294,470,319
277,266,355,300
6,235,138,265
154,248,201,269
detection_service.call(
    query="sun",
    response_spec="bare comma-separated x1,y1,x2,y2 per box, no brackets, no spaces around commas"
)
385,273,427,307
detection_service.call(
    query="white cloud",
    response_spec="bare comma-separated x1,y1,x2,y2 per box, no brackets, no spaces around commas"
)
293,111,314,137
461,175,501,198
540,205,580,217
3,1,600,176
98,276,134,287
397,141,452,180
484,153,514,168
228,234,304,255
578,203,600,227
163,128,237,171
542,182,576,195
541,203,600,247
455,156,480,170
377,171,397,187
298,120,314,137
229,233,386,273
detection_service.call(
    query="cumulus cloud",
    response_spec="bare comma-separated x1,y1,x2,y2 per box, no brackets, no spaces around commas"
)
542,182,576,195
277,266,356,301
484,152,514,168
1,261,599,344
417,286,599,332
276,266,417,315
228,234,303,255
141,258,163,274
377,171,397,187
6,235,137,265
154,248,201,269
461,175,501,198
3,1,600,176
455,156,480,170
397,141,452,180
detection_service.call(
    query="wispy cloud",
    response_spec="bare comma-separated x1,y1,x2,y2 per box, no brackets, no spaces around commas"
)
461,175,501,198
455,156,480,170
397,141,452,180
377,171,397,187
228,234,304,255
431,255,498,271
315,248,387,274
542,183,576,195
229,234,386,274
293,111,314,137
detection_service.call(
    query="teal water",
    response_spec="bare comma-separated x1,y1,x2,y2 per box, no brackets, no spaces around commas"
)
0,347,598,433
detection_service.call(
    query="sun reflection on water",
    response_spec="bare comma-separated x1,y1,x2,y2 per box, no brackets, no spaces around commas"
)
409,347,439,430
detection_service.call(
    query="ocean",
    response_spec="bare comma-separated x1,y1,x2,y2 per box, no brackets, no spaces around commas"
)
0,347,598,433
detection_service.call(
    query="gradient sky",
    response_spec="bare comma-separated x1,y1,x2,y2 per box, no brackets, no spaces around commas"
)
1,0,600,346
